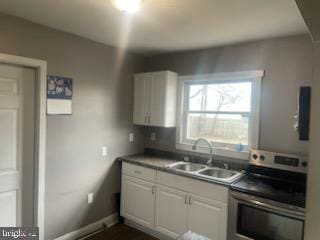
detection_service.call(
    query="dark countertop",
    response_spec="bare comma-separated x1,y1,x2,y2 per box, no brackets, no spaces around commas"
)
117,153,245,186
117,153,181,169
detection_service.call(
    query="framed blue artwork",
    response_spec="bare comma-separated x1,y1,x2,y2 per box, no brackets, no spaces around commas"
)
47,75,73,99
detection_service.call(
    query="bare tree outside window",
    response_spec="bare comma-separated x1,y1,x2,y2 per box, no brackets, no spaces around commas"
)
186,82,251,146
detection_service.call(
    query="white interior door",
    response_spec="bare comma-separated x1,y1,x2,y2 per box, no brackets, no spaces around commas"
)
0,63,35,227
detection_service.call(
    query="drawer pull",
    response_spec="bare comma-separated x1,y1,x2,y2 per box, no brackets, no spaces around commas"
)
134,170,142,174
152,186,155,195
185,195,188,205
189,196,192,205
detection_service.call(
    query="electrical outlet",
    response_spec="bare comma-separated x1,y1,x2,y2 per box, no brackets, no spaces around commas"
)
88,193,94,204
151,132,156,141
129,133,134,142
102,146,108,156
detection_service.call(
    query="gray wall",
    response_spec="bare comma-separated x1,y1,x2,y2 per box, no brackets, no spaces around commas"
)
304,42,320,240
0,13,145,239
142,35,313,157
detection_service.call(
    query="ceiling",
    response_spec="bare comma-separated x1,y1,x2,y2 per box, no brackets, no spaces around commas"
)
0,0,309,55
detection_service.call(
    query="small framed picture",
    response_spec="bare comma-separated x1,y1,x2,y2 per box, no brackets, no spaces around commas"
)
47,75,73,115
47,75,73,99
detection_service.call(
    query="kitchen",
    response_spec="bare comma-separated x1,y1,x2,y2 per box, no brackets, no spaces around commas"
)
0,1,319,240
119,64,309,240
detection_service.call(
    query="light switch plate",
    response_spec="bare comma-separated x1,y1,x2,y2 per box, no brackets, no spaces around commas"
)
102,146,108,156
88,193,94,204
129,133,134,142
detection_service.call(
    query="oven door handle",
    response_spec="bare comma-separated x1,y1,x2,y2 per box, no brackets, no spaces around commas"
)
231,192,305,219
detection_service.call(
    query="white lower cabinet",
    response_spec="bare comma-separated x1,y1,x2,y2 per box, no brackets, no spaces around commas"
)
121,164,229,240
155,185,188,238
155,188,228,240
188,194,228,240
121,175,156,229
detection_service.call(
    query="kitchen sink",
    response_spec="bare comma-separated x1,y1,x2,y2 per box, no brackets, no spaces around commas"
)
198,168,237,179
165,161,243,183
168,162,206,172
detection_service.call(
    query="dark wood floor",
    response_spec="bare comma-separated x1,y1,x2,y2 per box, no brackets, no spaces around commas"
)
85,224,159,240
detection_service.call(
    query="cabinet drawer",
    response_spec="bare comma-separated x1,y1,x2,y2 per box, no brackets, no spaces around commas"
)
122,162,156,183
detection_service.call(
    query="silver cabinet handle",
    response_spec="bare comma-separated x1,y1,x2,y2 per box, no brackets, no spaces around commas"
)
152,186,155,195
189,196,192,205
185,195,188,205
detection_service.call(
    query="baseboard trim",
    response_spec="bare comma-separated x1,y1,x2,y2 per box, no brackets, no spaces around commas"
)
54,213,119,240
124,219,173,240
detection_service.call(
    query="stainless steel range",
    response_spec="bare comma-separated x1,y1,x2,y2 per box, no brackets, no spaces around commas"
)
228,150,308,240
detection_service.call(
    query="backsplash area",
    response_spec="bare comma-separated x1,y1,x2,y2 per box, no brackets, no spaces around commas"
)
141,127,250,163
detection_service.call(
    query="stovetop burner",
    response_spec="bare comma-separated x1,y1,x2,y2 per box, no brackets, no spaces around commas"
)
231,169,306,208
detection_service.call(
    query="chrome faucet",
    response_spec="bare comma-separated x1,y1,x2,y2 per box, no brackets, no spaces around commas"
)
223,163,229,170
192,138,214,166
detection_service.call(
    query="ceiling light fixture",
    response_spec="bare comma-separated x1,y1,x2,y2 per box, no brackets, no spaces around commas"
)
111,0,142,14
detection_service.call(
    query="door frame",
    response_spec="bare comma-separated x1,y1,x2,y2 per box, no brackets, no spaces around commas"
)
0,53,47,240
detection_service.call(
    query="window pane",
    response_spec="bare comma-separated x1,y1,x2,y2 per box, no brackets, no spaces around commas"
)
186,113,249,146
188,82,252,112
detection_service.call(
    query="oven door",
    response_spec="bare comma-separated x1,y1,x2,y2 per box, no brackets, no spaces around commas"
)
228,191,305,240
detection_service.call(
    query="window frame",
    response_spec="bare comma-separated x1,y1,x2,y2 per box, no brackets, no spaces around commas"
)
176,70,264,160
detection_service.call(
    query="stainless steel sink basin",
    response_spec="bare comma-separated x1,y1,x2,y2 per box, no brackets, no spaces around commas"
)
198,168,237,179
167,162,206,172
166,161,243,183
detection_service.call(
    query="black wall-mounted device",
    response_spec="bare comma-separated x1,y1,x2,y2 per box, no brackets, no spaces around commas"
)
298,86,311,141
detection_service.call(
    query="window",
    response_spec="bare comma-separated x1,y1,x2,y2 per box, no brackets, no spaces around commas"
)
176,71,263,160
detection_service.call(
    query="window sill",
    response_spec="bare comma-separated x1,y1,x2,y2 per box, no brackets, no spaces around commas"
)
176,142,250,161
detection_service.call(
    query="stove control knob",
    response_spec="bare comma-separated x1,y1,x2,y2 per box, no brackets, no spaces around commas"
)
252,154,258,160
301,161,308,168
260,155,265,161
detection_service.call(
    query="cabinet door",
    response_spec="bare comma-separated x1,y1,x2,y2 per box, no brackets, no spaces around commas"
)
121,175,155,229
188,194,228,240
133,73,149,125
155,185,188,238
149,72,166,126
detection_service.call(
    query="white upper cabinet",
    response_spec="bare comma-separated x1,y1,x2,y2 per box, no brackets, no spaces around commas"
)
133,73,149,126
133,71,177,127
